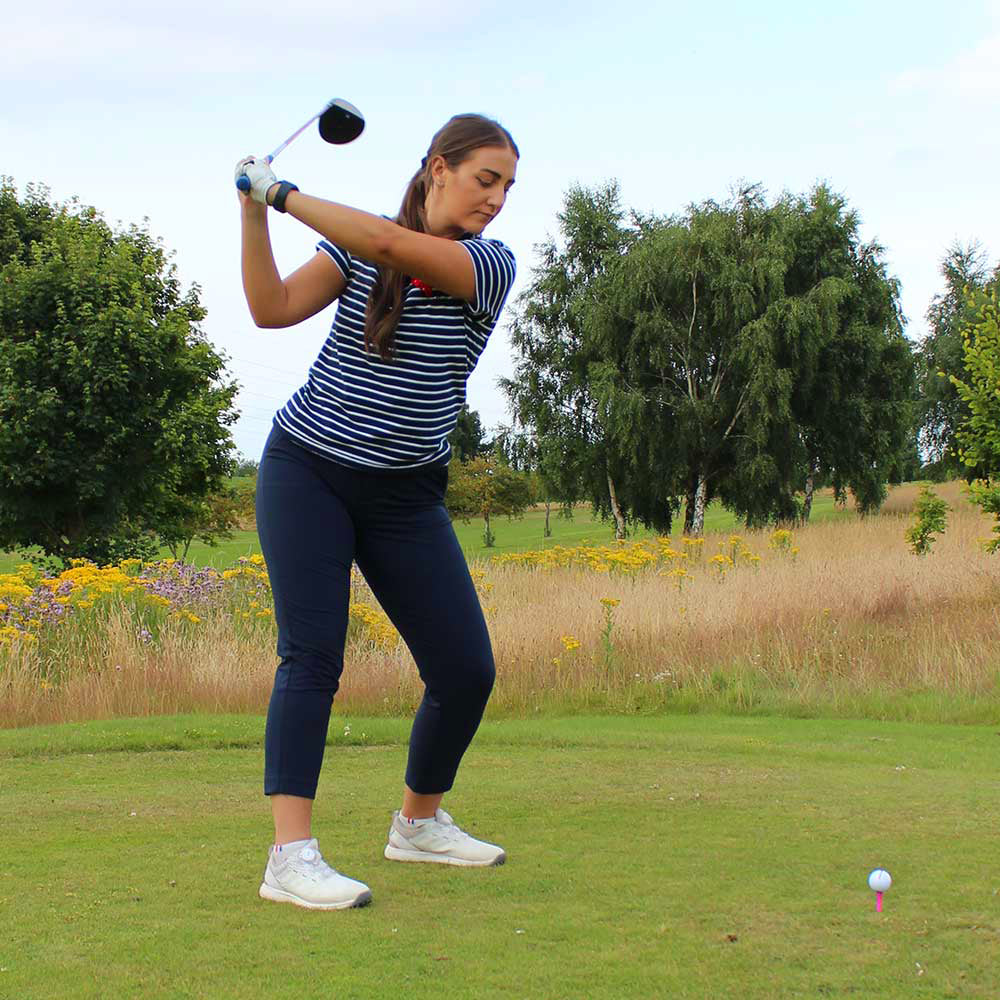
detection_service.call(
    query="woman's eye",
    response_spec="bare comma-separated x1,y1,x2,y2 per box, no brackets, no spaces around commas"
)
479,178,512,193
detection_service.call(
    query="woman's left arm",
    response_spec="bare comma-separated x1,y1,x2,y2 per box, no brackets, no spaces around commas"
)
271,186,397,265
270,186,476,302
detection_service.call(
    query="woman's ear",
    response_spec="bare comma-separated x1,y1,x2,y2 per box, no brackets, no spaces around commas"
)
429,154,449,187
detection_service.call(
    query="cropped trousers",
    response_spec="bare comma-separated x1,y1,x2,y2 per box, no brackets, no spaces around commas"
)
255,422,496,799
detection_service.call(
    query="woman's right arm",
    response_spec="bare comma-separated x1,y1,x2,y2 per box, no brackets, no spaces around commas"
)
240,194,347,328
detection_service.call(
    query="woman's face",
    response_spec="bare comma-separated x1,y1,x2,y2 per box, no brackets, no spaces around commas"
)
424,145,518,239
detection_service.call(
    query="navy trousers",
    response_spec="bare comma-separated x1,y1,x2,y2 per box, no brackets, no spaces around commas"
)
255,423,496,799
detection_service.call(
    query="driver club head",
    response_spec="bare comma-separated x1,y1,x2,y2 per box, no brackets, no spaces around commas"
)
319,99,365,144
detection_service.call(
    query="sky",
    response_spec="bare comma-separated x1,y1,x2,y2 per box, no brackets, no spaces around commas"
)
4,0,999,463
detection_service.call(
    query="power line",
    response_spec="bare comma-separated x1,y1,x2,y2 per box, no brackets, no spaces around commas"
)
235,388,291,405
233,371,302,389
232,404,280,421
235,417,276,431
228,355,311,379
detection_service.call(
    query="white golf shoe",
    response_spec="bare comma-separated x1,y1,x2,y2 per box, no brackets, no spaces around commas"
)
259,838,372,910
384,808,506,867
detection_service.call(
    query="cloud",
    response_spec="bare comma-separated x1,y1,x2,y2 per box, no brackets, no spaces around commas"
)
890,29,1000,100
950,32,1000,96
3,1,476,80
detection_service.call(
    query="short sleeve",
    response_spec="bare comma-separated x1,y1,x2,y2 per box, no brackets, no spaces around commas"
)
316,240,351,283
458,237,517,330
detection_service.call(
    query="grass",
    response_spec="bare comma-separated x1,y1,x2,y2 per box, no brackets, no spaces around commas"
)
1,712,998,999
4,480,1000,729
0,488,857,574
3,479,995,995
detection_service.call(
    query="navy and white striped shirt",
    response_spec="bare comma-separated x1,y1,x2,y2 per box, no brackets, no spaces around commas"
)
273,217,516,471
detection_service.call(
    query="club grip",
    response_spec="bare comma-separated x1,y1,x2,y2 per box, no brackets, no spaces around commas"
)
236,175,251,192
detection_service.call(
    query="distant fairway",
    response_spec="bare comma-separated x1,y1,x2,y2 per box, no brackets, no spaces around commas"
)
0,488,856,573
2,712,997,999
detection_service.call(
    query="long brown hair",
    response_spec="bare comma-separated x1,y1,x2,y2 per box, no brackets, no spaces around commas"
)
363,113,519,362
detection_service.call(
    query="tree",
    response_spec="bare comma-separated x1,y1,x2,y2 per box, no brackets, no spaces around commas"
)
159,481,256,561
499,180,642,541
949,285,1000,552
583,183,913,533
773,187,915,519
0,178,239,568
443,455,534,547
232,455,259,477
492,421,576,538
447,403,487,461
916,242,995,477
905,486,949,555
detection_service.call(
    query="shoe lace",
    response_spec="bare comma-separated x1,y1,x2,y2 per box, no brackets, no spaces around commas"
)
400,813,467,844
292,848,339,881
434,822,467,843
426,813,473,843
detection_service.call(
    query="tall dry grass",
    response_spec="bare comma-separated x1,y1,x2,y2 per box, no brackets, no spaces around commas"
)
3,481,999,728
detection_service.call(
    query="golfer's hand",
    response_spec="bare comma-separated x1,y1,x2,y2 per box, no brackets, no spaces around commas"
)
234,155,278,206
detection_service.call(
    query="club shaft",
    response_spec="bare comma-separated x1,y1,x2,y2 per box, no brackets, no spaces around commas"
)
266,102,334,163
266,116,318,163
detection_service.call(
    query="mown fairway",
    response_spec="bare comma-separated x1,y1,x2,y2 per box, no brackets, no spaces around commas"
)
1,712,998,999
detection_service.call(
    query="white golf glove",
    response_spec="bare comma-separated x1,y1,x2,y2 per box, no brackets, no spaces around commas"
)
234,155,278,206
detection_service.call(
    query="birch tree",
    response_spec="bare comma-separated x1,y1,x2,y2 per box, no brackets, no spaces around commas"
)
502,180,913,538
499,180,640,539
584,185,791,534
584,184,912,532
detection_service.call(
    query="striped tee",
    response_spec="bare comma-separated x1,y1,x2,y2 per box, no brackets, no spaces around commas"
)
273,216,516,471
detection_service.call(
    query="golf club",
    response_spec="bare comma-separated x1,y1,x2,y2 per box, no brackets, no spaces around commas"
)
236,98,365,193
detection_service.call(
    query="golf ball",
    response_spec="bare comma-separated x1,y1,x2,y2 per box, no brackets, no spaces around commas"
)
868,869,892,892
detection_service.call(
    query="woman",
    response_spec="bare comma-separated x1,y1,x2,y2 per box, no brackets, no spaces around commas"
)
237,113,519,911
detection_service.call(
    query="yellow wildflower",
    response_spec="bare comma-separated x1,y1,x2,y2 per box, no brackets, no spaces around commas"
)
708,554,733,577
0,576,33,602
